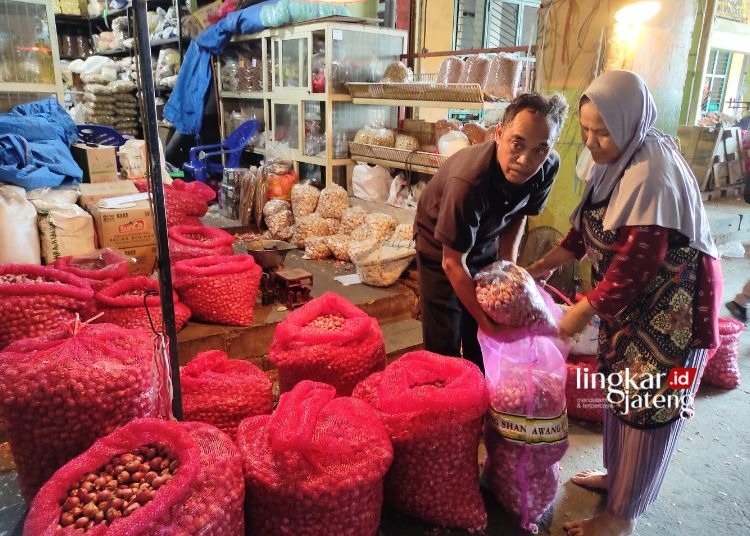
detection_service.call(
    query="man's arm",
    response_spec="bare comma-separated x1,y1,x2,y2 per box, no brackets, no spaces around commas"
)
497,213,526,263
442,244,500,334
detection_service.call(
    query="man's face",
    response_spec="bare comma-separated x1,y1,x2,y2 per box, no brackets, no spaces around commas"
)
495,109,555,185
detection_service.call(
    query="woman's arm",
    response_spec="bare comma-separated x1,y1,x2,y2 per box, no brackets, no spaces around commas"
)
526,228,582,281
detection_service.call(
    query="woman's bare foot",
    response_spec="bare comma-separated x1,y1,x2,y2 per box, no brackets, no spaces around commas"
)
571,469,608,490
563,512,635,536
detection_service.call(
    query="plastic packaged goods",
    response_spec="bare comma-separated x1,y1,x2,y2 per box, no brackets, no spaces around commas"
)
23,418,245,535
269,293,387,396
262,199,291,218
353,351,488,531
339,206,368,235
326,234,351,262
434,118,463,142
354,125,396,147
291,213,336,249
265,209,294,237
391,223,415,242
436,56,465,84
290,182,320,219
316,183,349,220
0,324,154,502
462,122,489,145
438,130,471,157
459,55,491,86
236,381,392,536
394,134,420,151
264,143,297,201
181,350,273,439
0,265,94,349
380,62,413,83
484,53,523,99
303,236,332,260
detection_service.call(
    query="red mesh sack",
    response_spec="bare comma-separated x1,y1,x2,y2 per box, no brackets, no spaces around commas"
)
95,277,192,333
136,179,216,227
0,264,94,349
168,225,235,263
353,351,489,532
181,350,273,439
0,323,154,502
54,249,131,293
269,292,387,396
237,381,393,536
173,255,261,326
24,418,245,535
565,354,604,423
702,318,744,389
479,330,569,533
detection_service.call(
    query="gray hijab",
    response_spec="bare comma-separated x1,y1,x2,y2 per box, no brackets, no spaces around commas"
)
570,70,717,258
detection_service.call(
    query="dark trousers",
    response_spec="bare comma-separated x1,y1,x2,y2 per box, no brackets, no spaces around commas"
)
416,252,484,371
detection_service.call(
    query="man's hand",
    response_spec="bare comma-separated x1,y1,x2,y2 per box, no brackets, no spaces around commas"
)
526,262,555,284
559,298,597,340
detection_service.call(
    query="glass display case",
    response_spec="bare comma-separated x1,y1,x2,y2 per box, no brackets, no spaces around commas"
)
271,101,300,151
330,28,405,94
271,34,310,93
0,0,63,111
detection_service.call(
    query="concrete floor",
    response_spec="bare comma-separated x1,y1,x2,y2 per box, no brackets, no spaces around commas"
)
1,199,749,536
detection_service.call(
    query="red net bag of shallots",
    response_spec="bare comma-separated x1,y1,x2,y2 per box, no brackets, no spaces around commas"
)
54,249,131,293
479,329,569,534
95,277,192,332
565,354,605,423
702,318,744,389
0,323,155,502
353,351,489,532
24,418,245,535
168,225,235,263
181,350,273,439
135,179,216,227
474,261,557,331
269,292,387,396
173,254,261,326
0,264,94,349
237,381,393,536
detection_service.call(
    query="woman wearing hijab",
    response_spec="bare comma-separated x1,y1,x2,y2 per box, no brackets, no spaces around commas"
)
528,70,721,536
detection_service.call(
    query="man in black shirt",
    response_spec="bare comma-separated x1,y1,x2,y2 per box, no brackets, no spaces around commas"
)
415,93,568,369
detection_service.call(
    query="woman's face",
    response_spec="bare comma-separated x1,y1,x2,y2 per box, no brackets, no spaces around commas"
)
580,101,622,164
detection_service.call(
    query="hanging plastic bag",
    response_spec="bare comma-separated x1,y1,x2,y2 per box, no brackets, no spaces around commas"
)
236,381,392,536
353,351,488,532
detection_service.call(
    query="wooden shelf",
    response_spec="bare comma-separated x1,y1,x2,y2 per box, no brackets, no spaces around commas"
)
351,97,507,110
348,155,439,175
220,90,352,102
220,91,265,100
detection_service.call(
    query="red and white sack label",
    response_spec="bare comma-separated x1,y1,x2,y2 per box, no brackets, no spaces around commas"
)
487,407,568,444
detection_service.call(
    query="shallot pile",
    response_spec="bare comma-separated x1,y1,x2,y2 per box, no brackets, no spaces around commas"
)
181,350,273,439
0,264,94,349
167,225,235,263
269,292,387,396
136,179,215,227
353,351,489,532
24,418,245,535
701,318,743,389
237,381,393,536
0,323,154,502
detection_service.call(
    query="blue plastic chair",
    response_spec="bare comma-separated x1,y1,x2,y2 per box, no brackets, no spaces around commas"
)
183,120,259,183
77,124,129,147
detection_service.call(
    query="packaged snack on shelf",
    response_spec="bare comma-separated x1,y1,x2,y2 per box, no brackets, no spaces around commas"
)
459,55,491,85
484,53,523,99
394,134,420,151
381,62,413,83
462,122,489,145
435,118,463,142
436,56,465,84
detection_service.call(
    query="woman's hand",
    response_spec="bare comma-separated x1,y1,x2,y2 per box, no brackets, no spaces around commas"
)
526,261,555,284
559,298,597,340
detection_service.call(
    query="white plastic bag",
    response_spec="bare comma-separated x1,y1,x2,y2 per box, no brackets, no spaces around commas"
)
352,163,391,202
438,131,471,157
32,200,97,264
0,185,41,264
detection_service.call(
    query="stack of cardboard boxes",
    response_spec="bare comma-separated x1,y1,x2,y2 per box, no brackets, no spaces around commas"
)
73,143,157,276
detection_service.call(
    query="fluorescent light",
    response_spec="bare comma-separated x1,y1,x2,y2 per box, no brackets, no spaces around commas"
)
615,1,661,24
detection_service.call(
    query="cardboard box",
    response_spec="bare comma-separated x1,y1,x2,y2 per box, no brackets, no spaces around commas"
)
72,143,119,183
119,244,157,276
90,198,155,249
79,181,139,209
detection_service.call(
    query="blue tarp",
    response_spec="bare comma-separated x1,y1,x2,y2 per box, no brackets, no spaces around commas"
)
0,98,83,190
165,0,349,136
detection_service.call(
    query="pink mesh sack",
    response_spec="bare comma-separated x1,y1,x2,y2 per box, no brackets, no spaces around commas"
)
181,350,273,439
353,350,489,532
702,318,743,389
173,254,262,326
565,354,604,423
237,381,393,536
480,329,569,533
135,179,216,227
24,418,245,535
0,264,94,349
54,249,131,293
95,277,191,333
168,225,235,263
0,323,154,502
269,292,387,396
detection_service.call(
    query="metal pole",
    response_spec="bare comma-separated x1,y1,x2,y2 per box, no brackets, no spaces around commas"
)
133,0,183,420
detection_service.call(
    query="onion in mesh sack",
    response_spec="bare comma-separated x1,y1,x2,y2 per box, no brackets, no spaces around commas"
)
181,350,273,439
0,323,155,502
167,225,235,263
237,381,393,536
353,351,488,532
269,292,387,396
53,249,130,293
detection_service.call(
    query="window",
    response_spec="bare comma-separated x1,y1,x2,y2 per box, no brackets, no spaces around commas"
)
454,0,539,50
702,49,732,114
